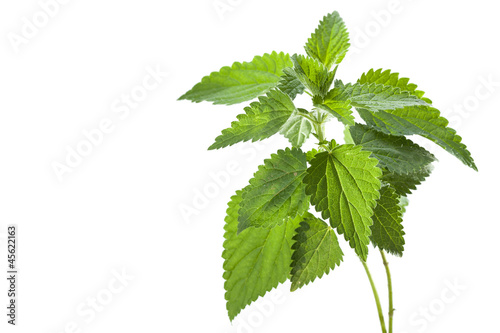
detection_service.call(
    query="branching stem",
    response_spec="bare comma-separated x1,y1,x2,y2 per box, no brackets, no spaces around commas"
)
310,112,390,333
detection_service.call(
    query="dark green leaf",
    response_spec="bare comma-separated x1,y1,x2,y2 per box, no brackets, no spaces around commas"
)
370,186,405,256
349,123,436,174
358,106,477,170
291,214,343,291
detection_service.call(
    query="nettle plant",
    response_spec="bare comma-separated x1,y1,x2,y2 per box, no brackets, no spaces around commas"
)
179,11,476,333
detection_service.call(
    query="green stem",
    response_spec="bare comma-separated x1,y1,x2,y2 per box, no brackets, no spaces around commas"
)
314,121,326,143
361,259,387,333
380,250,394,333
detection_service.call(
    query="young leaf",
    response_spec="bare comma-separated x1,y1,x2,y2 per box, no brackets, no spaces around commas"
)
179,51,293,105
357,105,477,170
291,214,343,291
358,68,431,103
277,69,306,100
303,145,382,260
306,148,321,162
208,89,296,150
370,185,405,256
286,55,335,97
223,191,301,320
305,11,350,68
349,123,436,174
314,91,354,126
381,165,433,196
279,108,313,147
238,148,309,232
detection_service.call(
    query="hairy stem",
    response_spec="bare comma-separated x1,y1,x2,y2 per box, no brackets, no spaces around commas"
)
361,259,387,333
311,113,328,151
380,250,394,333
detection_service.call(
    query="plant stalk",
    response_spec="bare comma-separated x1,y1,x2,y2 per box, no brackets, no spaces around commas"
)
380,250,394,333
361,259,387,333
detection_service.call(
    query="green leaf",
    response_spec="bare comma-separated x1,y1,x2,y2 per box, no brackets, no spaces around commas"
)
223,191,301,320
381,165,433,196
357,105,477,170
291,214,343,291
179,51,293,105
304,11,350,68
306,148,320,162
303,145,382,260
279,108,313,148
370,185,405,256
208,89,296,150
314,87,354,126
277,69,306,100
238,148,309,232
333,82,429,113
349,123,436,174
286,55,335,97
358,68,431,103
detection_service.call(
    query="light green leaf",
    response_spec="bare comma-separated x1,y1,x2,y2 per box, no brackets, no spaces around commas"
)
179,51,293,105
314,82,354,125
358,68,431,103
399,196,409,215
349,123,436,174
277,69,306,100
381,165,433,196
303,145,382,260
223,191,301,320
306,148,321,162
286,55,335,97
208,89,296,150
238,148,309,232
279,109,313,147
305,11,350,68
332,82,429,113
357,105,477,170
291,214,343,291
370,185,405,256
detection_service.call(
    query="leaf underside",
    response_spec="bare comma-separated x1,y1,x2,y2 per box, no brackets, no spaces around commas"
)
381,165,433,196
279,109,314,148
277,69,306,100
349,123,436,174
356,68,476,171
357,106,477,170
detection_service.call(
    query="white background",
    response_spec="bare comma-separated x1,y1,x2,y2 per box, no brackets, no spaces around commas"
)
0,0,499,332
